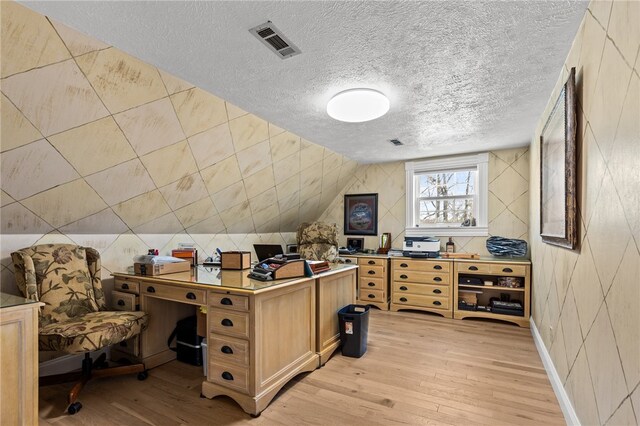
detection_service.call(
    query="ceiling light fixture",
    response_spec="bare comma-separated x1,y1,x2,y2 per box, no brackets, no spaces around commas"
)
326,88,390,123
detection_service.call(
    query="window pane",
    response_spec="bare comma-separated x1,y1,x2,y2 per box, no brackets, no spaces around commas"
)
418,170,476,198
418,198,474,225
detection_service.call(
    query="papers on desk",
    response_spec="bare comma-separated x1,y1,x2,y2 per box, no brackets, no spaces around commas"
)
133,255,187,264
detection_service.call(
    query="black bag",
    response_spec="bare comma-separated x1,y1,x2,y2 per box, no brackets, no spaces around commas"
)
167,315,203,366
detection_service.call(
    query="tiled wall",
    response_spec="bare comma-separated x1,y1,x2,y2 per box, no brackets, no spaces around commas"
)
318,147,530,256
0,2,357,295
529,1,639,425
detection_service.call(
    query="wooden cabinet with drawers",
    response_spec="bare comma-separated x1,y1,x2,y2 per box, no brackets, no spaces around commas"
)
453,259,531,327
111,277,142,360
356,256,390,310
390,258,453,318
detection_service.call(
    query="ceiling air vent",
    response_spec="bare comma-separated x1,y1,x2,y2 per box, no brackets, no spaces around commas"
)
389,139,403,146
249,21,301,59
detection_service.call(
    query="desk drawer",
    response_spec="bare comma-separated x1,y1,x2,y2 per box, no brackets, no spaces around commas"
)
209,362,249,394
393,270,450,285
393,282,449,297
490,264,527,276
114,278,140,294
393,259,450,272
359,288,385,303
342,257,357,265
112,336,140,357
360,265,384,278
209,293,249,312
359,277,385,291
392,293,449,310
359,257,386,267
112,290,138,311
210,309,250,339
209,335,249,366
142,283,206,305
456,263,492,274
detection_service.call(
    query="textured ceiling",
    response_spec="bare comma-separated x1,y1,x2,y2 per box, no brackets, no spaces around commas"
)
21,1,588,163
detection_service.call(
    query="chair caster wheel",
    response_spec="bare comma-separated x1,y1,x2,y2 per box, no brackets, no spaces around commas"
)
67,402,82,415
250,413,261,418
137,370,148,381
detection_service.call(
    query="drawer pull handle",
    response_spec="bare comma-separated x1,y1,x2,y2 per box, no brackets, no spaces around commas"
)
433,301,442,306
186,292,196,300
220,297,233,305
221,319,234,327
434,265,442,270
121,283,129,290
434,277,442,282
368,260,376,265
368,294,375,299
221,346,234,355
345,259,352,263
469,266,478,271
399,286,408,291
400,274,408,279
400,263,408,268
117,299,125,306
368,270,375,275
503,267,513,273
221,371,234,381
146,286,155,293
433,289,442,294
367,282,375,287
400,297,407,302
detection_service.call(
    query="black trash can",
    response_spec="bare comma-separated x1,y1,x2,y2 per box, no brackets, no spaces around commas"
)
338,304,370,358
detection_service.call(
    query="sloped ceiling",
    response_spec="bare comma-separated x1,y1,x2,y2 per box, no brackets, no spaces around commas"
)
21,0,589,163
1,1,357,239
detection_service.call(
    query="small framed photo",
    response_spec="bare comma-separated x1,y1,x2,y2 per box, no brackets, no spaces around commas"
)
286,244,297,253
344,193,378,236
346,237,364,252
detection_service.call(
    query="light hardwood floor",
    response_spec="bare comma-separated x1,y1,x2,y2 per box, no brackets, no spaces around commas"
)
39,310,564,425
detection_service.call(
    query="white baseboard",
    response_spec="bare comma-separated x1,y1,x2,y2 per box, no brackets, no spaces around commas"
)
39,348,109,377
530,319,580,426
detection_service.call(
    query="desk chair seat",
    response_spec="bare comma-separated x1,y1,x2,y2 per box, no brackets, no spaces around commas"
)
297,222,339,262
11,244,149,415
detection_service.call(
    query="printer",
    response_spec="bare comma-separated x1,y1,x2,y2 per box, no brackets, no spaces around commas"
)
402,236,441,258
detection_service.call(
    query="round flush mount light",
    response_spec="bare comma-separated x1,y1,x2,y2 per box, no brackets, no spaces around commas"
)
326,88,390,123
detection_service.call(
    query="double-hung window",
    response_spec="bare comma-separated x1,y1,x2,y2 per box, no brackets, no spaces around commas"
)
405,153,489,237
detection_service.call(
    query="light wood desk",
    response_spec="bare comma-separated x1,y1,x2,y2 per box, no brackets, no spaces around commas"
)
112,264,356,416
0,292,42,426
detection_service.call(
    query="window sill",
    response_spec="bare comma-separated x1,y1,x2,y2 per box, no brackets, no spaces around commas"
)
405,226,489,237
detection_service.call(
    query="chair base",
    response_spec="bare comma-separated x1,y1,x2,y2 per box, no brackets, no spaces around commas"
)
40,352,147,414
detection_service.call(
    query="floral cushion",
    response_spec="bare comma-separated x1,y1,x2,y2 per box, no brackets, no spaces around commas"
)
297,222,339,262
39,311,148,353
11,244,107,326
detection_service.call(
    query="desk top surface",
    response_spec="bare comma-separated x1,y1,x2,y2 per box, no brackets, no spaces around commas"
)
113,264,357,293
0,292,39,309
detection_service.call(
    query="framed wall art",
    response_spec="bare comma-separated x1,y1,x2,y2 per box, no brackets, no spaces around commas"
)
344,193,378,236
540,67,578,250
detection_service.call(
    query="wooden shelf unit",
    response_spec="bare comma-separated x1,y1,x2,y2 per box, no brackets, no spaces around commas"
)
454,259,531,327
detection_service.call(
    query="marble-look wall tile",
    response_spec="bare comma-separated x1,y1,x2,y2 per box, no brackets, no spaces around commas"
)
112,190,171,229
0,1,70,78
158,69,194,95
243,166,276,199
170,88,227,137
49,19,109,57
159,173,208,211
226,102,248,121
140,140,197,187
47,116,136,176
236,140,272,178
114,97,185,156
0,191,14,208
174,197,217,229
187,123,235,170
1,202,53,235
200,155,243,195
85,159,156,206
76,48,167,114
229,114,269,152
21,179,107,228
0,94,42,152
1,60,109,136
1,139,79,200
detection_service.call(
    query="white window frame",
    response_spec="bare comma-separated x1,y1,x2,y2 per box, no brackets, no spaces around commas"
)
405,152,489,237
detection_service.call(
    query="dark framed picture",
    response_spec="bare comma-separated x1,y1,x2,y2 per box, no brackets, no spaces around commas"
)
540,67,578,250
346,237,364,252
344,193,378,236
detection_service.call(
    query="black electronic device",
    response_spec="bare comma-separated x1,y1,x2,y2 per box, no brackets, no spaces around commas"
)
253,244,284,262
490,300,524,316
402,251,438,258
458,277,484,285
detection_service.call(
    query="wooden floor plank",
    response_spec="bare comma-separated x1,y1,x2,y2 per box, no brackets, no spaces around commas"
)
39,310,563,425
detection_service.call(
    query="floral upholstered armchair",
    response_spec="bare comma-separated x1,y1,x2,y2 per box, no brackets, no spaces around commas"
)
11,244,148,415
296,222,339,262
